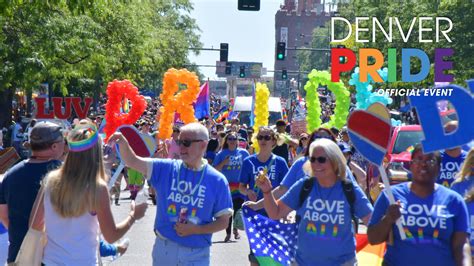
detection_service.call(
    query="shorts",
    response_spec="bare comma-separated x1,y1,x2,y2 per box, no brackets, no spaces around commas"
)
152,235,210,266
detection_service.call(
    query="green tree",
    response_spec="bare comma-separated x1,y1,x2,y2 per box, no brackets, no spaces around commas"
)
0,0,202,128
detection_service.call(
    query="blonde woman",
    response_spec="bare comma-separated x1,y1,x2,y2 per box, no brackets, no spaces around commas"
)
451,148,474,197
252,138,373,266
33,123,147,265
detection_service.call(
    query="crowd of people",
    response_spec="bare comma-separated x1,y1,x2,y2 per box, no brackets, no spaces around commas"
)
0,92,472,265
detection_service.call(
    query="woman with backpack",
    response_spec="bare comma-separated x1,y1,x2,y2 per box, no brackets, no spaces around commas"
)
252,138,373,266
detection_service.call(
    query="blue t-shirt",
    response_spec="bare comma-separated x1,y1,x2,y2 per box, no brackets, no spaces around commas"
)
281,176,373,266
438,150,467,187
466,201,474,257
280,156,357,189
213,148,250,199
451,176,474,198
239,154,288,201
280,156,307,189
369,183,470,266
213,148,250,183
205,151,216,163
148,159,233,248
0,160,61,263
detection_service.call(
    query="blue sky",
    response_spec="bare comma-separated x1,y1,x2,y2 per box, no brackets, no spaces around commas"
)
188,0,282,79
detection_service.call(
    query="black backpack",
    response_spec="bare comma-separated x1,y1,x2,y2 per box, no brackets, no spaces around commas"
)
296,177,358,232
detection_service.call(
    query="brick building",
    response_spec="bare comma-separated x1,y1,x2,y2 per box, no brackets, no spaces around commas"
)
274,0,335,96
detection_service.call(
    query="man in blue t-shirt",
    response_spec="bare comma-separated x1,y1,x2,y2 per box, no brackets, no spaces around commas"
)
109,122,232,266
0,122,64,263
368,144,470,266
437,122,468,187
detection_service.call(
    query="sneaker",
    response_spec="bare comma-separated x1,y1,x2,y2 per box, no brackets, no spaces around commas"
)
114,198,120,206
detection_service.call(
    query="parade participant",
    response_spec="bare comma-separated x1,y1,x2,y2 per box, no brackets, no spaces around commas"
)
165,125,180,159
339,142,367,192
438,121,468,187
368,144,471,266
139,120,151,135
272,119,298,164
0,178,8,265
0,122,65,263
11,117,23,155
239,126,288,266
295,132,310,159
454,148,474,262
32,123,146,265
108,122,233,266
252,138,373,266
451,148,474,197
462,188,474,261
205,139,219,164
249,128,341,211
213,132,250,242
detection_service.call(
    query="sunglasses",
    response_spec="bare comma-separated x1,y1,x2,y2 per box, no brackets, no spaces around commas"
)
173,130,180,133
227,137,237,141
177,139,203,147
310,156,328,164
300,137,308,141
312,135,332,141
257,135,272,141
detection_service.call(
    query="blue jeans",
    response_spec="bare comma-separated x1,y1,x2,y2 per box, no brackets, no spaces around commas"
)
152,236,210,266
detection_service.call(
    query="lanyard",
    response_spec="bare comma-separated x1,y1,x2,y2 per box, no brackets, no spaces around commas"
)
176,162,207,196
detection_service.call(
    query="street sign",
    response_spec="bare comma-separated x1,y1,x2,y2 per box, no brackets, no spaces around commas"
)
216,61,262,78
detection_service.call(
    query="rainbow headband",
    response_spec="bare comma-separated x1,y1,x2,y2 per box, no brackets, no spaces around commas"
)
67,125,99,152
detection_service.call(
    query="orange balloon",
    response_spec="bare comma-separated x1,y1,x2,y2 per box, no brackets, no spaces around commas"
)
158,68,200,140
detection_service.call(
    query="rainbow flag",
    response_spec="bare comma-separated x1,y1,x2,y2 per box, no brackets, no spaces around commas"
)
229,182,243,198
216,111,229,123
356,234,386,265
212,106,228,121
194,82,210,120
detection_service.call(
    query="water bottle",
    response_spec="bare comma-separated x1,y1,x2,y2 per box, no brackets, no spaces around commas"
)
110,238,130,262
134,185,149,206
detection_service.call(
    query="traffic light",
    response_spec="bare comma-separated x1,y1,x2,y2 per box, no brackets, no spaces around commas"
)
282,69,288,80
276,42,286,60
225,62,232,75
239,66,245,78
337,44,346,64
238,0,260,11
220,43,228,62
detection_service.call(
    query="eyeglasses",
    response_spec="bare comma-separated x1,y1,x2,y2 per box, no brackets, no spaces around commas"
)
177,139,203,147
412,158,438,166
257,135,272,141
227,137,237,141
310,156,328,164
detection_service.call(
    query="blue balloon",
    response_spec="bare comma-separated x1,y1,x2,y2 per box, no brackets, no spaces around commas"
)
350,67,393,110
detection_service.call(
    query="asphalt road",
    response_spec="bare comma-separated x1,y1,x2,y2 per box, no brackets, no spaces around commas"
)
107,191,250,266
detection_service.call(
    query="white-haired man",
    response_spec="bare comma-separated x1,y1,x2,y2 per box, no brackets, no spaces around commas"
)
109,122,232,266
